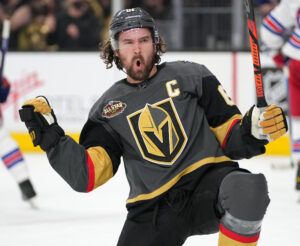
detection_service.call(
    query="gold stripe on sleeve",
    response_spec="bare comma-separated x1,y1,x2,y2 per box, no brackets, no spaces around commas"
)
87,146,114,189
210,114,242,146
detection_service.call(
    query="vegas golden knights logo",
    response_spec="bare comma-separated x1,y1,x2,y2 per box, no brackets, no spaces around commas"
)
127,98,187,165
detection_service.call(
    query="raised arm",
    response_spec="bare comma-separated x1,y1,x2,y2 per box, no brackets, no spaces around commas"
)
199,75,287,160
19,96,122,192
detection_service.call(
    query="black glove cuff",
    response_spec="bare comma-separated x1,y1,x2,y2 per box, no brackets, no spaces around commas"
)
240,105,254,137
40,124,65,151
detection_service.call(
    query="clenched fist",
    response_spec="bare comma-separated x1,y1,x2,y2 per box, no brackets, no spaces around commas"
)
242,104,288,142
19,96,64,151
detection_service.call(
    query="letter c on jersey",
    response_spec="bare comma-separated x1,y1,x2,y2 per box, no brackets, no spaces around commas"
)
166,80,180,98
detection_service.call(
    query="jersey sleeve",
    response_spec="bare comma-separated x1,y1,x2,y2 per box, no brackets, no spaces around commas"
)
199,74,266,160
261,2,290,50
46,119,122,193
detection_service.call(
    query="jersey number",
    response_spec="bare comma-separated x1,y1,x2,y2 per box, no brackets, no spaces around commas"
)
218,85,234,106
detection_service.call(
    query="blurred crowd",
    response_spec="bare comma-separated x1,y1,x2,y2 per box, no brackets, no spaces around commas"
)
0,0,279,52
0,0,172,51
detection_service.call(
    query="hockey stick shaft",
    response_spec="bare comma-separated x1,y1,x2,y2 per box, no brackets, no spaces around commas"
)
243,0,268,108
0,19,10,87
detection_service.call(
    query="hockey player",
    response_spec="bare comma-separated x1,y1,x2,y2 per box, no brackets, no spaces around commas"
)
0,77,37,205
260,0,300,194
19,8,287,245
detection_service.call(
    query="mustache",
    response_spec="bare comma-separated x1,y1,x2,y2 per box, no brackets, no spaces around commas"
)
132,56,145,63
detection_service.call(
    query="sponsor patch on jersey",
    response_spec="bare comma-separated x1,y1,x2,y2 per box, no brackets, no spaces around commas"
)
127,98,187,165
102,101,127,118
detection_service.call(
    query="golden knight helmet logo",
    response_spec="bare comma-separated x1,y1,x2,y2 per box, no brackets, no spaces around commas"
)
127,98,187,165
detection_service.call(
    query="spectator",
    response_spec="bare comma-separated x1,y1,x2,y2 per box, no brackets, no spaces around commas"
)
86,0,111,44
139,0,172,20
0,0,32,50
48,0,101,51
18,0,57,51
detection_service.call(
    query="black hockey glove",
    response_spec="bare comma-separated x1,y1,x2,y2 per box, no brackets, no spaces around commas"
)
241,104,288,143
19,96,64,151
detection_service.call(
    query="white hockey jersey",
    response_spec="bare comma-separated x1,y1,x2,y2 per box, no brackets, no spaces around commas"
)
261,0,300,60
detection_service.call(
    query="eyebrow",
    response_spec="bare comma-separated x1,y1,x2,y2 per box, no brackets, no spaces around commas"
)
120,35,151,42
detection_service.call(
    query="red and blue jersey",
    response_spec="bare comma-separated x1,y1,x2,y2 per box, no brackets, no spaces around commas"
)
261,0,300,60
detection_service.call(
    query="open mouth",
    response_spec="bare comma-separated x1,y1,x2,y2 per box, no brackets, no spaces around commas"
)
136,60,141,67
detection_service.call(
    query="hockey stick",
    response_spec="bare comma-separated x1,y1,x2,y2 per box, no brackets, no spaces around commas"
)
0,19,10,87
243,0,268,108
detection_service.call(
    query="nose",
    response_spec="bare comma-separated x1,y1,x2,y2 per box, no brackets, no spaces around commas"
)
133,42,141,54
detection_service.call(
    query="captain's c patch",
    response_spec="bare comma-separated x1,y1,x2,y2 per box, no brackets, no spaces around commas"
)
127,98,187,165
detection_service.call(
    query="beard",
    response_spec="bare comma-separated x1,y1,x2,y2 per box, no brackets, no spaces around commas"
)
120,52,156,82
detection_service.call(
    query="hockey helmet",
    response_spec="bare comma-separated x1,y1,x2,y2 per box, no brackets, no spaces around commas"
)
109,7,160,50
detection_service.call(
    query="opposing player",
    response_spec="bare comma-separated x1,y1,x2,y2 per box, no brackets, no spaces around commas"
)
260,0,300,194
0,76,37,205
19,8,287,245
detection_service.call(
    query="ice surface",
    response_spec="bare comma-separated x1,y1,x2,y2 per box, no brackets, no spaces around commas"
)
0,154,299,246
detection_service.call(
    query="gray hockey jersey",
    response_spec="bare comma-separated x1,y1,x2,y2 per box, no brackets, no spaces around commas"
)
47,61,266,211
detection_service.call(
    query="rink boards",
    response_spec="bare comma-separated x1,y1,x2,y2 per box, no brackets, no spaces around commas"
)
10,132,291,155
1,52,289,155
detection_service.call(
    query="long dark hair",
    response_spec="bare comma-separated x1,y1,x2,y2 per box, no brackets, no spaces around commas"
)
100,36,167,70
